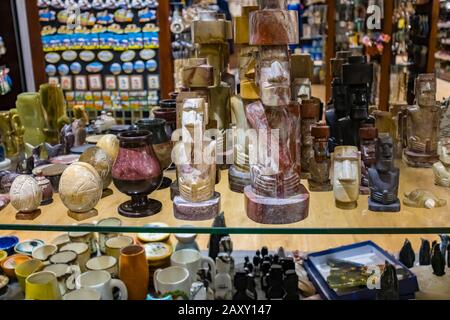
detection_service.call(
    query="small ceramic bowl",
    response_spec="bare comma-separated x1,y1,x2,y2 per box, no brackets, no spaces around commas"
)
0,236,19,255
32,244,58,261
1,254,32,278
138,222,170,244
86,256,117,276
14,239,45,256
51,233,71,249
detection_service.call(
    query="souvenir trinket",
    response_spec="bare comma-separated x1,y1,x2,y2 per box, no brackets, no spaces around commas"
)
10,175,42,220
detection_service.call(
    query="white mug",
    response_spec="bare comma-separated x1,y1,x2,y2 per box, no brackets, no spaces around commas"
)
153,266,191,297
63,288,102,300
171,249,216,287
76,270,128,300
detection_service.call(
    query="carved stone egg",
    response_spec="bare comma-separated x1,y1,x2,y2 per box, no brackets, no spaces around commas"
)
79,147,113,190
59,162,102,213
10,175,42,213
96,134,119,162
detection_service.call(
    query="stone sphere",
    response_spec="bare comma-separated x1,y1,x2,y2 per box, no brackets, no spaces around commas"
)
79,147,113,190
96,134,119,162
59,162,102,213
10,175,42,213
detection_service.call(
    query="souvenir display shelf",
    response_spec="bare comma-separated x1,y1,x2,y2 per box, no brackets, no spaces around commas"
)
37,0,162,111
67,107,151,125
0,162,449,236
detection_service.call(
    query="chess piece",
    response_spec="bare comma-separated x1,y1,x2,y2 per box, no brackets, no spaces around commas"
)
376,261,399,300
283,269,299,300
433,138,450,187
9,175,42,220
403,189,447,209
219,236,235,276
308,123,332,191
403,74,442,167
59,162,102,221
419,239,431,265
368,134,401,212
215,253,232,300
399,239,415,268
260,260,271,293
431,242,446,276
447,244,450,268
333,146,361,209
233,271,254,300
208,212,229,262
359,126,378,195
253,250,261,277
267,265,286,300
439,234,449,261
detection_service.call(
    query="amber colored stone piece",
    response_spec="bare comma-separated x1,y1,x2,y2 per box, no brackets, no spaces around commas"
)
249,10,299,46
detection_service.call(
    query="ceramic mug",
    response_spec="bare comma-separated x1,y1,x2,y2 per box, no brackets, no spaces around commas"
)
153,266,191,297
15,259,45,291
60,242,90,272
105,235,134,260
96,218,122,254
63,288,102,300
86,256,118,277
76,270,128,300
25,271,62,300
32,244,58,262
43,263,81,296
170,249,216,287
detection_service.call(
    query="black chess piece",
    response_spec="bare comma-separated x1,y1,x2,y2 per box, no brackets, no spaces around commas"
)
244,256,250,269
208,213,229,261
431,243,446,276
245,263,254,275
419,239,431,265
440,235,449,260
283,270,299,300
247,272,258,300
447,244,450,268
273,255,279,265
253,251,261,277
277,247,286,259
266,265,286,300
260,261,271,293
233,271,254,300
376,261,400,300
399,239,415,268
261,247,269,258
281,257,295,273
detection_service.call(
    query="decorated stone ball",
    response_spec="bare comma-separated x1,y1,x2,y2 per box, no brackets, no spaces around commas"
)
10,175,42,213
96,134,119,162
59,162,102,213
79,147,113,190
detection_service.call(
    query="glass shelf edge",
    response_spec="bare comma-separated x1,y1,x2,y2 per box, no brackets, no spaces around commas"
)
0,225,449,235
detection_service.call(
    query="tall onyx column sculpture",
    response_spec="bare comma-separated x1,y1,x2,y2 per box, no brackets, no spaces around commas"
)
308,123,332,191
229,5,259,193
402,74,442,168
243,0,309,224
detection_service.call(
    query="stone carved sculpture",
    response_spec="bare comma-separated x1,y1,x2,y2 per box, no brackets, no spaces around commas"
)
432,138,450,187
300,99,321,179
9,175,42,220
0,110,24,159
60,105,88,154
173,98,220,221
333,146,361,209
291,53,314,103
326,54,374,152
359,126,378,194
308,123,332,191
229,5,259,193
243,1,309,224
15,93,47,147
431,242,446,276
403,189,447,209
368,134,401,212
403,74,442,167
376,261,399,300
59,162,103,221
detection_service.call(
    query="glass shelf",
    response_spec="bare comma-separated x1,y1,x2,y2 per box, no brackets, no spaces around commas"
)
0,163,449,235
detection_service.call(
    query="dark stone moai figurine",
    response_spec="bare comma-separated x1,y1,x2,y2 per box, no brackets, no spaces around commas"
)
283,269,299,300
419,239,431,265
376,261,400,300
399,239,415,268
368,134,401,212
431,242,446,276
359,126,378,195
266,265,286,300
308,123,332,191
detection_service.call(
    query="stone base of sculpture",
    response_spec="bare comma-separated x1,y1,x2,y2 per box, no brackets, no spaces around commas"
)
67,209,98,221
308,180,333,192
173,192,221,221
228,165,250,193
368,198,401,212
335,200,357,210
403,150,439,168
244,185,309,224
118,199,162,219
16,209,41,221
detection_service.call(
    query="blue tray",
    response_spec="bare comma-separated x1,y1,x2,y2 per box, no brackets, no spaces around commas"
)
304,241,419,300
